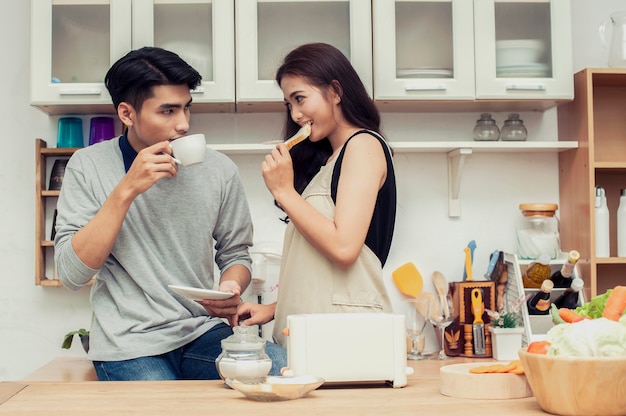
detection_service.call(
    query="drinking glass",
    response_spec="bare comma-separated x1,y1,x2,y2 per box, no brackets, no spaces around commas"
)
405,298,428,360
428,294,455,360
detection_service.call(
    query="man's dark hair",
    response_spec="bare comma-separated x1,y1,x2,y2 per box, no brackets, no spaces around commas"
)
104,46,202,112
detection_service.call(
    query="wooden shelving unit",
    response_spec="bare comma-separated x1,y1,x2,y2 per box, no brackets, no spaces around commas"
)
558,68,626,296
35,139,77,286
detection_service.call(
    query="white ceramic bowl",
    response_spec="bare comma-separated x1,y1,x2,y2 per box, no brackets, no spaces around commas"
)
496,39,545,67
518,349,626,416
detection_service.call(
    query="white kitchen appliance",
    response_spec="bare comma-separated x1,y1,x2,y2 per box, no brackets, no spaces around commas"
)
243,241,282,340
286,313,413,388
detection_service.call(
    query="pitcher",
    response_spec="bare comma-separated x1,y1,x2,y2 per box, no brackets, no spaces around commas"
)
600,10,626,68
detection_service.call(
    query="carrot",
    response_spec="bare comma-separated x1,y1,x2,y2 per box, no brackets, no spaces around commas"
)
469,361,523,374
527,340,551,354
602,286,626,321
558,307,585,323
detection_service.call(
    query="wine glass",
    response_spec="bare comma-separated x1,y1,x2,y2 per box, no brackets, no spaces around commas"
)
428,293,455,360
405,298,428,360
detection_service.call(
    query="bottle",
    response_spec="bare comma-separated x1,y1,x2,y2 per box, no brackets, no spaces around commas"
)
550,250,580,288
522,253,552,289
618,189,626,257
595,187,610,257
527,279,554,315
553,277,584,309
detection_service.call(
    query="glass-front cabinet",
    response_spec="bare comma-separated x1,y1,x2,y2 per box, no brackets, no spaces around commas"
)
474,0,572,100
373,0,475,101
235,0,372,110
372,0,572,109
30,0,234,115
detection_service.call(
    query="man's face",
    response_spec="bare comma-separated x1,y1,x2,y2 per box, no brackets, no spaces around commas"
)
126,84,192,151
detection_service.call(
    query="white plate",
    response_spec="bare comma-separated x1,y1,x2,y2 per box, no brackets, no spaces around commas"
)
168,285,235,300
226,375,325,402
396,68,453,79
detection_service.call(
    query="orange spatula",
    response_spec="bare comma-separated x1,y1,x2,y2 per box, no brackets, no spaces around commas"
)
392,262,424,297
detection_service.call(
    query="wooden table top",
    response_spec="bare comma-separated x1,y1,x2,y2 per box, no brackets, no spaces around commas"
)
1,358,547,415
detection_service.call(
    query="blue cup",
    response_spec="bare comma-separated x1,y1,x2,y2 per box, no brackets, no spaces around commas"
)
57,117,84,148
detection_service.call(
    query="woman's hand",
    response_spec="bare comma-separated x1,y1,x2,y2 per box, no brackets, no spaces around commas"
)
261,144,295,200
236,302,277,327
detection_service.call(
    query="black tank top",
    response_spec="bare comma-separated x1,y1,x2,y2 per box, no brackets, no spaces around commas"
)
330,130,396,266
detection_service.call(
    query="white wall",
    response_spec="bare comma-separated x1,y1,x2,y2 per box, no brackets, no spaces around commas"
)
0,0,623,380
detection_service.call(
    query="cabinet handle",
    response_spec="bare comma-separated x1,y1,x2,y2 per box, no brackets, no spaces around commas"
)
191,87,205,94
59,88,102,96
505,84,546,91
404,84,447,91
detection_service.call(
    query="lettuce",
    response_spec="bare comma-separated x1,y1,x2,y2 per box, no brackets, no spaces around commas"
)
575,289,612,319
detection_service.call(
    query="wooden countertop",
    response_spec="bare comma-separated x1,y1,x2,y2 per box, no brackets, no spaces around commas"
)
1,357,547,415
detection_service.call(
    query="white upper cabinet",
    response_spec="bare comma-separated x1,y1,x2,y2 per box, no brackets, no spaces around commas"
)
30,0,234,115
474,0,572,101
31,0,132,114
373,0,475,102
31,0,572,115
372,0,573,111
235,0,372,110
132,0,235,111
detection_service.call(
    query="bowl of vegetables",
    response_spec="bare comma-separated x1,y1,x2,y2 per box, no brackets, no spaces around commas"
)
519,286,626,416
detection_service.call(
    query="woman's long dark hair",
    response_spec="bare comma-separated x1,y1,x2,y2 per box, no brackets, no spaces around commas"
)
275,43,382,195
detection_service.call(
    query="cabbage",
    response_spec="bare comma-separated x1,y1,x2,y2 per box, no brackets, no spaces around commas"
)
546,317,626,357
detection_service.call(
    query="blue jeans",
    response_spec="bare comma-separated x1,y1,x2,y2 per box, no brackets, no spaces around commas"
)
93,323,287,381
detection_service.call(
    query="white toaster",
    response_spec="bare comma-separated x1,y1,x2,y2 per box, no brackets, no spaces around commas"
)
285,313,413,388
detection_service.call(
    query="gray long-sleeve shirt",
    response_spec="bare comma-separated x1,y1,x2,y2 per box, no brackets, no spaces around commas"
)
54,138,253,361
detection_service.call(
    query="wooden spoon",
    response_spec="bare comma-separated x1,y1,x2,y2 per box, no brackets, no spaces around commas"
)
432,271,448,297
432,271,450,318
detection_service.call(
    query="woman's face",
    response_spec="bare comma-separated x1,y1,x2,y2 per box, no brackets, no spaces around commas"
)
280,74,339,143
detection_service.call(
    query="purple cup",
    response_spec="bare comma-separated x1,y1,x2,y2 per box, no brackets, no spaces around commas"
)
89,117,116,145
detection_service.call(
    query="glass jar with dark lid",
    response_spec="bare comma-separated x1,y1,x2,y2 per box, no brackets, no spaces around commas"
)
499,113,527,141
473,113,500,141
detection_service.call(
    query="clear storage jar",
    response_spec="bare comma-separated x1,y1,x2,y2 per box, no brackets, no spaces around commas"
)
216,326,272,383
515,203,560,260
473,113,500,141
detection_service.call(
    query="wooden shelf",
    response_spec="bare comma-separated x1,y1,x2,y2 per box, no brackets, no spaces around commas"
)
558,68,626,297
35,139,75,286
209,141,577,155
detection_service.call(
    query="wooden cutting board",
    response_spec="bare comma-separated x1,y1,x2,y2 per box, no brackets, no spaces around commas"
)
440,362,532,399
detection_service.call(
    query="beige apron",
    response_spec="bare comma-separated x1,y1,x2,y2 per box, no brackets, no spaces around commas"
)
272,151,393,347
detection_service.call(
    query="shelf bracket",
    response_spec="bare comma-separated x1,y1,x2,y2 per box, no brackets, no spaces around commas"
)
447,148,472,218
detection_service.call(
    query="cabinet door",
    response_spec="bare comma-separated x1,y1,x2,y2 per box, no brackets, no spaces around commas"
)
30,0,132,113
474,0,573,100
235,0,372,108
372,0,475,101
132,0,235,109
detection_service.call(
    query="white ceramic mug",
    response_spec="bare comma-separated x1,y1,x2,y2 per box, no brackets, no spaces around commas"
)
169,134,206,167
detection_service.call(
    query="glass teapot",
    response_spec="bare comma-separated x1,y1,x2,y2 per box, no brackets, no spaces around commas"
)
215,326,272,383
600,10,626,68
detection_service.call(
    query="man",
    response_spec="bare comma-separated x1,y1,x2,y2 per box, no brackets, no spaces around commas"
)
54,46,285,380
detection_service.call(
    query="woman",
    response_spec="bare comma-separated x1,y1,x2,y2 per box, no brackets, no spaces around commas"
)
237,43,396,347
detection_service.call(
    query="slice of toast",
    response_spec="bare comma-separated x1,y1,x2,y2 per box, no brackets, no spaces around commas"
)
285,123,311,149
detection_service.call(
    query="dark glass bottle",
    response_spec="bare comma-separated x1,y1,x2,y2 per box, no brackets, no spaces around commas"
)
550,250,580,288
527,279,554,315
553,278,584,309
